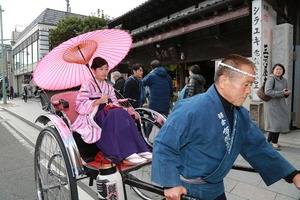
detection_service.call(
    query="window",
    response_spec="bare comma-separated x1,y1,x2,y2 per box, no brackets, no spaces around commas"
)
28,44,32,65
32,41,38,63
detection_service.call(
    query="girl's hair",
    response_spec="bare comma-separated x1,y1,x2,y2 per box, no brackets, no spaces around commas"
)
91,57,108,69
272,63,285,76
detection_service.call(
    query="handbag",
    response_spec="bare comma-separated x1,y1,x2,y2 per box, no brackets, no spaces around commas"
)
257,77,274,102
257,84,271,101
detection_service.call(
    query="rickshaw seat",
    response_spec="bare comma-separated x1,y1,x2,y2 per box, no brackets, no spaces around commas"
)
51,90,100,162
51,91,79,124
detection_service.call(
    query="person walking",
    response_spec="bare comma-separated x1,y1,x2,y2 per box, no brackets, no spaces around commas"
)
142,60,173,116
111,71,125,95
9,86,14,100
264,63,291,150
6,87,10,100
23,86,28,102
123,63,146,108
151,54,300,200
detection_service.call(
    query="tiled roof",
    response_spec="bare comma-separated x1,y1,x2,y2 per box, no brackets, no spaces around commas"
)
17,8,87,40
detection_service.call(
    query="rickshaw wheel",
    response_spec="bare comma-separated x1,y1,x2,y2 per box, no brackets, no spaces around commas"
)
34,127,78,200
138,113,165,148
131,116,164,199
129,163,164,200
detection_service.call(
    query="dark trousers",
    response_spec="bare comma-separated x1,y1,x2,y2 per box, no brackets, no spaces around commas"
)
215,192,226,200
267,132,280,143
23,95,28,102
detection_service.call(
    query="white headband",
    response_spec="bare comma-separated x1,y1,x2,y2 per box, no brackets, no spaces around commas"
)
219,62,256,78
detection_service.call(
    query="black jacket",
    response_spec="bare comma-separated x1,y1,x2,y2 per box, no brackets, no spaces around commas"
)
123,76,141,108
114,77,125,95
184,74,206,98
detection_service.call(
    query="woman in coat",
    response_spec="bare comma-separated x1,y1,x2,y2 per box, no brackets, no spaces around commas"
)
264,63,291,150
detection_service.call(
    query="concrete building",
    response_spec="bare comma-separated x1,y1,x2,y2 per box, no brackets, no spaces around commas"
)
7,8,85,96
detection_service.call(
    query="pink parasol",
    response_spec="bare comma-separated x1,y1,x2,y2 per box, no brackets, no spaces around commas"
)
33,29,132,90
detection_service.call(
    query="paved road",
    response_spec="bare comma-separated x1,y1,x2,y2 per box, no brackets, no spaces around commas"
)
0,110,36,200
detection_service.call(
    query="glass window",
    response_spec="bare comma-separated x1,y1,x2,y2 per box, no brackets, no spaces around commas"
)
15,53,20,69
23,47,28,66
32,41,38,63
13,54,17,70
19,50,24,68
28,44,32,65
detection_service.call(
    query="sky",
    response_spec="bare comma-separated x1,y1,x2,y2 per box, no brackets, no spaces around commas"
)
0,0,146,43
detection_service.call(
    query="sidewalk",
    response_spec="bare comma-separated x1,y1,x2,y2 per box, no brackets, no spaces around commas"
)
0,97,47,130
1,97,300,199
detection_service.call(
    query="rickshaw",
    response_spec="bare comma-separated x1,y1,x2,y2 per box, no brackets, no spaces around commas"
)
33,87,173,200
32,29,254,200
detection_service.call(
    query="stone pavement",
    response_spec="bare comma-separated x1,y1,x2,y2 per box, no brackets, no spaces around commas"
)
1,97,300,200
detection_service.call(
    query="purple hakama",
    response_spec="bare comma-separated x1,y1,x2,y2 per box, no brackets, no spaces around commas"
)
94,107,149,161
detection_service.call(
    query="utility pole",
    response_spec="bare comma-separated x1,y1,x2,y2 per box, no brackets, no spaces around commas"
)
0,5,7,104
66,0,71,13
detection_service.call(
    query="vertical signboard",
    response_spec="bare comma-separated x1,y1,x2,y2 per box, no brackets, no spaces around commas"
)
252,0,276,101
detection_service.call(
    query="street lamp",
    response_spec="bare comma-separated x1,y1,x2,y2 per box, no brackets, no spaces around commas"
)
0,5,7,104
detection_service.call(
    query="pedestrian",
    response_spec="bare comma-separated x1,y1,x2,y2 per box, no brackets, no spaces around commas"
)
72,56,152,166
111,71,125,95
142,60,173,116
23,86,28,102
123,63,146,108
9,86,14,100
6,87,10,100
0,87,2,100
151,54,300,200
264,63,291,150
34,86,40,97
183,64,206,99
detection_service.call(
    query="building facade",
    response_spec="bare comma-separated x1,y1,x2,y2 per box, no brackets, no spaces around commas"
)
108,0,300,127
8,8,85,96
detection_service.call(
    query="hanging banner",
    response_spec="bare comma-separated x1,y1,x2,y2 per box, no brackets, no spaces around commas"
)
251,0,276,101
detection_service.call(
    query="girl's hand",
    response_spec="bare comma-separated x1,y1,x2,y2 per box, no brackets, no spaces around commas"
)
100,95,109,104
93,95,109,106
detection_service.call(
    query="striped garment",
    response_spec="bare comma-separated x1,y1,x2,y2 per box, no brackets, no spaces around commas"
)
71,79,118,143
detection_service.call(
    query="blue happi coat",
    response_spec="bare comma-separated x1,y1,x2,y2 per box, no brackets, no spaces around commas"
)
152,85,296,200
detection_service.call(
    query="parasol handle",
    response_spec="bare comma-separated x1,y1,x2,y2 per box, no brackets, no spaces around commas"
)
77,45,103,94
85,63,103,94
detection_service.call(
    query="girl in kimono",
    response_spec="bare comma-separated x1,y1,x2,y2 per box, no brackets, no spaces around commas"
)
72,56,151,165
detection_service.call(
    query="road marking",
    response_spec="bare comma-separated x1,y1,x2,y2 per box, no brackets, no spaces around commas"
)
1,121,35,154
